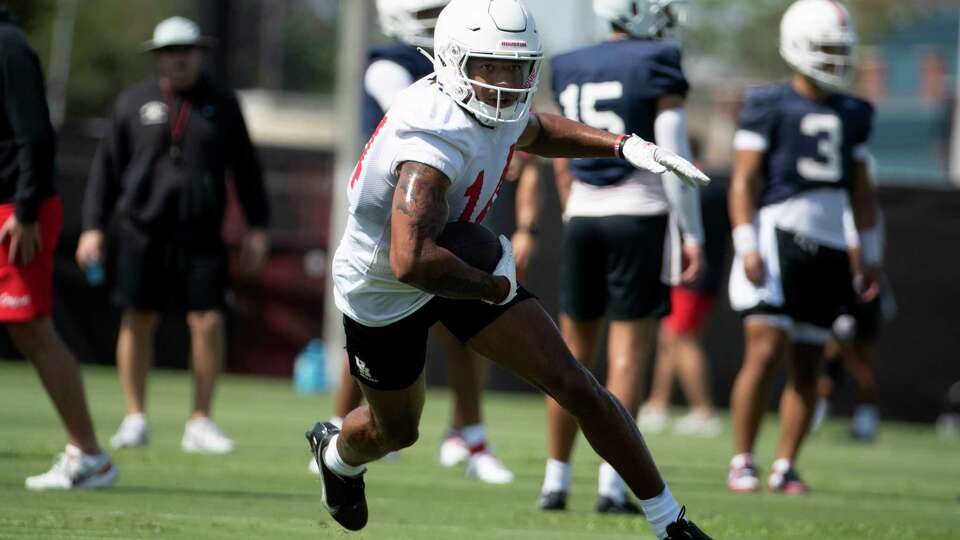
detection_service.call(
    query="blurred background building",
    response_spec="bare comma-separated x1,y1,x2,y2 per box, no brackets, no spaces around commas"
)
4,0,960,421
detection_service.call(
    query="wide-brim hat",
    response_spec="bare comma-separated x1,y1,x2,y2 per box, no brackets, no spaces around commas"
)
143,16,216,52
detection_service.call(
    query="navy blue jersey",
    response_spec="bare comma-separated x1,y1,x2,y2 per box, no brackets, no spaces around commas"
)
361,44,434,139
550,40,689,187
738,83,874,207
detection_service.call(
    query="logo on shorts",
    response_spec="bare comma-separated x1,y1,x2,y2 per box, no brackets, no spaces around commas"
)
354,356,377,383
0,293,31,309
140,101,168,125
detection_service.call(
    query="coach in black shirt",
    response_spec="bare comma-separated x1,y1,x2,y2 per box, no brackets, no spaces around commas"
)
76,17,270,454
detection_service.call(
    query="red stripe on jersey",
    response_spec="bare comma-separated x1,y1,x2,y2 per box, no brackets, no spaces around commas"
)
475,144,516,224
350,116,388,189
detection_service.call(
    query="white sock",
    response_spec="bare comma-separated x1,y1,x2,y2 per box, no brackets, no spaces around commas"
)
771,457,791,474
598,462,625,503
638,485,682,540
329,416,344,429
541,458,571,494
322,434,366,477
730,452,754,469
461,423,487,452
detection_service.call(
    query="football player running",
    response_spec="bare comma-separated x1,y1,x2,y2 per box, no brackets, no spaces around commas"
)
539,0,705,514
726,0,881,494
323,0,516,485
305,1,712,538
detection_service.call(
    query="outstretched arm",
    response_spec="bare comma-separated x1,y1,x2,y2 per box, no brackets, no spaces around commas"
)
518,112,709,186
389,161,509,303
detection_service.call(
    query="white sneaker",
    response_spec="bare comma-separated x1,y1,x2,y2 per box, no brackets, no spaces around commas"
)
110,413,148,449
25,445,117,491
637,405,669,433
438,434,470,468
466,451,514,484
181,417,234,454
673,411,722,437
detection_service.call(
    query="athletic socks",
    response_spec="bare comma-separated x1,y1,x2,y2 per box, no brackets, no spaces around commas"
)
598,462,626,504
771,457,792,474
329,416,344,429
323,434,366,478
638,485,682,540
461,423,487,454
541,458,572,494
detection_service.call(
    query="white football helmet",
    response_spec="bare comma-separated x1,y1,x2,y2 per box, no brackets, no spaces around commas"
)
593,0,688,40
780,0,857,92
377,0,450,49
432,0,543,126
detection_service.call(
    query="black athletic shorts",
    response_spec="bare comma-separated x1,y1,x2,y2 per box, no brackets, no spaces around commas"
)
112,222,228,312
343,287,535,391
560,215,670,321
748,228,856,331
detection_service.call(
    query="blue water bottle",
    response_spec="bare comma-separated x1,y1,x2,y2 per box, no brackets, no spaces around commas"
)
85,261,105,286
294,339,327,394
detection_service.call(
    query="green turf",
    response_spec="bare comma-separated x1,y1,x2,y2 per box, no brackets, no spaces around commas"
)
1,361,958,539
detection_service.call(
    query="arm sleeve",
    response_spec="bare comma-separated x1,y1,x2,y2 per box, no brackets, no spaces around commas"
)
734,89,778,152
364,60,415,113
393,129,466,187
655,107,703,244
1,41,56,224
225,95,270,228
82,100,129,231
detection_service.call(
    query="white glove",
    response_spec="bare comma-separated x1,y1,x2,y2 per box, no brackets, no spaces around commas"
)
621,134,710,187
485,235,518,306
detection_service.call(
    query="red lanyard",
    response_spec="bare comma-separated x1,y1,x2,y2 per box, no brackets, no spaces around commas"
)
160,83,192,149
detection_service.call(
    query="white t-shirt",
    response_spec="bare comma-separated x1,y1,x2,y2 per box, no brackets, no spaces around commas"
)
333,77,528,327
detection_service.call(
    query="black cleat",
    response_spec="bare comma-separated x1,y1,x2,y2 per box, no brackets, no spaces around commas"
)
305,422,368,531
537,490,567,511
665,507,713,539
595,495,642,515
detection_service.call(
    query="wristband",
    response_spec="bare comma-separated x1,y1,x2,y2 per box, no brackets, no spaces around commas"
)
732,223,758,256
859,227,881,265
614,134,628,158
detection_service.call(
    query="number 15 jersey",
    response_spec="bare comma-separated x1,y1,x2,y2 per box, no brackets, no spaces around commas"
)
333,77,526,327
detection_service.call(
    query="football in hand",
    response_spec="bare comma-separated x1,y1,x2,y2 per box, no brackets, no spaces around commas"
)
436,222,502,273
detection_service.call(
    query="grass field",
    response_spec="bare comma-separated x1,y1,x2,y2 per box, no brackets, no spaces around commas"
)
1,361,958,539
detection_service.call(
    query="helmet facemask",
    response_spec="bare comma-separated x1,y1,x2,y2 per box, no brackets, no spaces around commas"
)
784,35,856,92
433,42,542,126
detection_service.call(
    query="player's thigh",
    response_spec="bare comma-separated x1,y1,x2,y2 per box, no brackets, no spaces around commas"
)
776,228,854,335
742,317,791,370
559,217,607,321
602,215,670,320
558,313,604,367
466,298,597,404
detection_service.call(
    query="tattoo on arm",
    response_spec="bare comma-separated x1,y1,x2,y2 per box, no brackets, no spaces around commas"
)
391,162,505,302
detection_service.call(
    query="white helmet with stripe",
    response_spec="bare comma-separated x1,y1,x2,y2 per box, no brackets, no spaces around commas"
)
431,0,543,126
780,0,857,92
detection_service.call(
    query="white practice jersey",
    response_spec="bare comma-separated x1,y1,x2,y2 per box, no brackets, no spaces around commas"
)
333,77,528,327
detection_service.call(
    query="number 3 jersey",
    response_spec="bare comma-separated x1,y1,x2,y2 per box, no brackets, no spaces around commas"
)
733,82,874,249
333,77,526,327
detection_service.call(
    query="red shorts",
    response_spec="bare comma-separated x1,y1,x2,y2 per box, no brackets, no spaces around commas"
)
0,196,63,322
662,286,715,337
